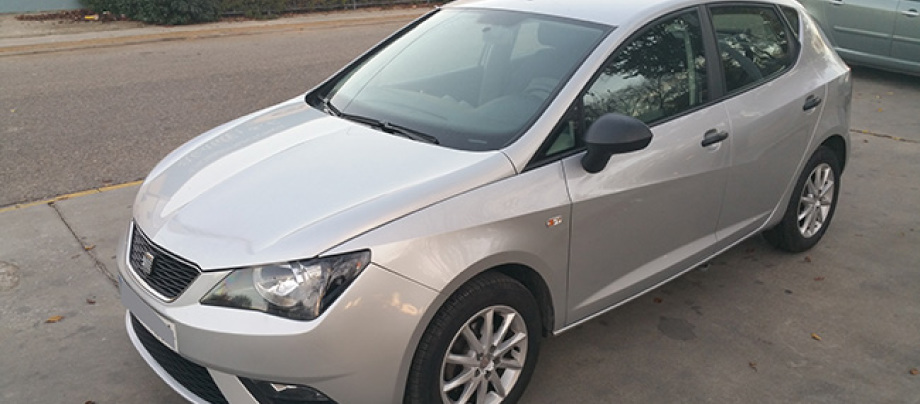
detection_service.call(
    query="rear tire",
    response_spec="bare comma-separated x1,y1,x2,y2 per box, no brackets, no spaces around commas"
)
764,146,841,252
405,273,542,404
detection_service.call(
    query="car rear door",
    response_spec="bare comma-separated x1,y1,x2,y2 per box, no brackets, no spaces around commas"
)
709,4,827,243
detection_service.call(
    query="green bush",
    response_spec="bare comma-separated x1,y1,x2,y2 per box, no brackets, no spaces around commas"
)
222,0,285,19
81,0,441,25
80,0,221,25
136,0,221,25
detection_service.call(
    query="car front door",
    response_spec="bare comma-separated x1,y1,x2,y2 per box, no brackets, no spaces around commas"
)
557,8,732,323
892,0,920,66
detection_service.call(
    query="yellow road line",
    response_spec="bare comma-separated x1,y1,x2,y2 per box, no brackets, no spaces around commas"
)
0,180,142,214
850,128,917,143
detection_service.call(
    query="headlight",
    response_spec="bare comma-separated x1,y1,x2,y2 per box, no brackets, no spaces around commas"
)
200,250,370,321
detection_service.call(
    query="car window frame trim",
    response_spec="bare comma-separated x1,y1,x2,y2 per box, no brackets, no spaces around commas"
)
524,1,803,172
704,2,802,100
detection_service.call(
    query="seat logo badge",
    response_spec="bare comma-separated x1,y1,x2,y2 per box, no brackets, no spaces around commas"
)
140,252,155,276
546,216,563,228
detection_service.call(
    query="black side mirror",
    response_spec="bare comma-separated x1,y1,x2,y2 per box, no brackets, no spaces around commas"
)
581,113,653,173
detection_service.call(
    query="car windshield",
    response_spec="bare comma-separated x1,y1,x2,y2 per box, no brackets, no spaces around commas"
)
312,8,610,151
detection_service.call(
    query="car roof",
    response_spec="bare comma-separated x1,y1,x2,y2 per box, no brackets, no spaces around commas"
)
444,0,800,27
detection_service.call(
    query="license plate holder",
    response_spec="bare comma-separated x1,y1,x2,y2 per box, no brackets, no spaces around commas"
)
120,276,178,352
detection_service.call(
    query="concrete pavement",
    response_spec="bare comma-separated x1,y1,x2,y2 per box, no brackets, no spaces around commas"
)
0,187,184,403
1,9,919,404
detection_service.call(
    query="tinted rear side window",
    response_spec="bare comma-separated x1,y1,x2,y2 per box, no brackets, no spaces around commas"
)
711,5,792,93
780,6,801,39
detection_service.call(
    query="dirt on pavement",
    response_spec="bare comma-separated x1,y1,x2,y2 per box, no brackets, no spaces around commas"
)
0,10,145,39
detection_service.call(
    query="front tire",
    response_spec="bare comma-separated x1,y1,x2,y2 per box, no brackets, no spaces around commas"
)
405,273,542,404
764,146,841,252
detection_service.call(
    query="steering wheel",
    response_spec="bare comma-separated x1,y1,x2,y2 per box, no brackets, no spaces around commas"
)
719,41,763,82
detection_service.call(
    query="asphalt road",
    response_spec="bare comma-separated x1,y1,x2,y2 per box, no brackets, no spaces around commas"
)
2,18,919,208
0,20,405,207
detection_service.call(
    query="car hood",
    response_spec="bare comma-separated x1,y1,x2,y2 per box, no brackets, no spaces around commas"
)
133,99,515,270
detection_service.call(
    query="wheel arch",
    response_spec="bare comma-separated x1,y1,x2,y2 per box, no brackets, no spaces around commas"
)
492,264,556,337
762,133,847,237
820,134,847,173
399,263,555,403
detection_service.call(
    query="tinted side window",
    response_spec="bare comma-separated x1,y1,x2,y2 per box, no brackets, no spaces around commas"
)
583,10,708,126
711,6,792,93
780,6,801,39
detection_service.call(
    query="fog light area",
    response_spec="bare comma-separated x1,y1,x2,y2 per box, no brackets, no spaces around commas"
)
240,377,338,404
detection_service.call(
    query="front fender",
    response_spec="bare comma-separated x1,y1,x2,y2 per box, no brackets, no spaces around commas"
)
326,161,573,402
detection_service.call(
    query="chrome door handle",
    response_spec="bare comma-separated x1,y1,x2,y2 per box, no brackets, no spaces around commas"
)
702,129,729,147
829,0,844,5
903,9,919,17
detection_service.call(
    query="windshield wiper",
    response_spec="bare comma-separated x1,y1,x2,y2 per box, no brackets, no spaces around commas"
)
322,98,439,145
375,121,440,145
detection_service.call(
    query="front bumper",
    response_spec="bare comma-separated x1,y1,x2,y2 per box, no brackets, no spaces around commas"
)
120,259,438,404
125,311,231,404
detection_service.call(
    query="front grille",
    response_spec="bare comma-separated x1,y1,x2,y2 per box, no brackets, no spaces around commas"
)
129,224,200,299
132,315,229,404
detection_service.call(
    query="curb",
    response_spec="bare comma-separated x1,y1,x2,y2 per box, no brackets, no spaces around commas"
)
0,181,141,214
0,10,426,56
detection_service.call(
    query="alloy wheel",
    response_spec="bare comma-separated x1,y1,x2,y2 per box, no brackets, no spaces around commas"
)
440,305,528,404
796,162,835,238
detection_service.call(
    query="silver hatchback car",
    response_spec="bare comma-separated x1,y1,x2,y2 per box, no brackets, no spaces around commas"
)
118,0,852,403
